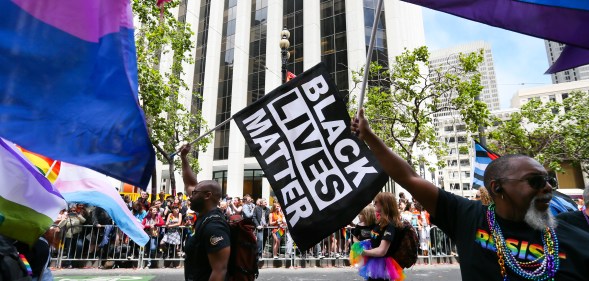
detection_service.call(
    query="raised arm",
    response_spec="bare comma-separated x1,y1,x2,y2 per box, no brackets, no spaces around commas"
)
180,144,198,195
351,108,440,217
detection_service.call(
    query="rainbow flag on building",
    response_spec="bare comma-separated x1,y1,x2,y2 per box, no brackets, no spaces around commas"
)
0,0,155,189
0,138,67,245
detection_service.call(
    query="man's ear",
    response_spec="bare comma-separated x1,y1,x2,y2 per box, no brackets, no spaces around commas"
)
491,181,502,194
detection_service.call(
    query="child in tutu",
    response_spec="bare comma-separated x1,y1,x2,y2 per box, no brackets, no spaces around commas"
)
350,192,405,281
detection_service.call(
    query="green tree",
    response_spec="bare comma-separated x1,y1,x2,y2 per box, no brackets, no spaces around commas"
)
488,90,589,176
133,0,211,199
352,46,490,169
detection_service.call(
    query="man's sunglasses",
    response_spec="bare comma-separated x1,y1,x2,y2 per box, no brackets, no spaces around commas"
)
497,175,557,190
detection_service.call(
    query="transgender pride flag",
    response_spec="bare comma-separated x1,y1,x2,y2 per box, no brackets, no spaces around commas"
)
0,138,67,245
0,0,155,189
55,163,149,246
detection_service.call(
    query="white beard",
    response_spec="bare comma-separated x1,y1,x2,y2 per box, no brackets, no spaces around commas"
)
524,196,557,231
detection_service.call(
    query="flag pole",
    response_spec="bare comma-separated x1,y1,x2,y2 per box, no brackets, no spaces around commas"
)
355,0,384,117
169,116,234,158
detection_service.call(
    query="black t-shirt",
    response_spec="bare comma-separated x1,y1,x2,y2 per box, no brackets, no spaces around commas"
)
431,189,589,281
184,208,231,281
557,210,589,233
15,238,50,277
352,224,375,241
369,223,396,257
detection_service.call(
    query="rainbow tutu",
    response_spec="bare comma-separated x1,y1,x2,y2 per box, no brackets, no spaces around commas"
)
349,240,405,281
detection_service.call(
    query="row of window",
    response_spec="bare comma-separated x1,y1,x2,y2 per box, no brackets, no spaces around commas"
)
447,159,470,166
214,0,239,160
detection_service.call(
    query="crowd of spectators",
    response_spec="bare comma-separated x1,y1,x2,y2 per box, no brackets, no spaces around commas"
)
48,187,514,269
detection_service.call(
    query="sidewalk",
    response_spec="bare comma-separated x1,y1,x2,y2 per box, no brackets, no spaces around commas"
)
52,263,461,275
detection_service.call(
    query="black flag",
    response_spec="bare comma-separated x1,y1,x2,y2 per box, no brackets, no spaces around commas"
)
233,63,388,250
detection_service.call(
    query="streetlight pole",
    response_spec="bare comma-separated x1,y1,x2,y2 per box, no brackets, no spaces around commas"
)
279,27,290,84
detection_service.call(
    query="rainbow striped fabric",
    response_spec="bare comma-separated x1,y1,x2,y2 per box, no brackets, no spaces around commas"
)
17,146,61,184
16,148,148,246
0,138,67,245
18,254,33,276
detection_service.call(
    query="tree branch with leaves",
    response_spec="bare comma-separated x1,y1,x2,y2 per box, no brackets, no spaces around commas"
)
133,0,211,199
351,46,490,170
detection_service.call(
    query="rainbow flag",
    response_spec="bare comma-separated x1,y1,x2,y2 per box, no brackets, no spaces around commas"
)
276,228,285,240
0,138,67,245
0,0,155,189
54,162,149,246
17,146,61,184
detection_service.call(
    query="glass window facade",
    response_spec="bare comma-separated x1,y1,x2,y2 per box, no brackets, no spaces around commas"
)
320,0,348,101
243,169,264,200
213,170,228,196
245,0,269,158
212,169,263,199
214,0,238,160
363,0,388,67
190,0,211,159
283,0,304,75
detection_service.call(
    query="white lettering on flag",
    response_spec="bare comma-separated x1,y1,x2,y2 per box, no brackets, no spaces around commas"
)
237,73,379,227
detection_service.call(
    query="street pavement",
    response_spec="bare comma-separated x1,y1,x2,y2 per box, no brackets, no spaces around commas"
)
53,264,461,281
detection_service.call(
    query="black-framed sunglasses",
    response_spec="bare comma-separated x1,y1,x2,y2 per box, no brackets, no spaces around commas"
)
497,175,557,190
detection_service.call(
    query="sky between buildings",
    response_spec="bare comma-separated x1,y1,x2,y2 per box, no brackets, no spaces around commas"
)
421,8,552,109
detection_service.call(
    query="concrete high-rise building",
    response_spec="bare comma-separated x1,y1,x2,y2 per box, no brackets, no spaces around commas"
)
156,0,425,199
428,41,500,197
429,41,500,116
434,109,516,198
545,40,589,84
511,79,589,108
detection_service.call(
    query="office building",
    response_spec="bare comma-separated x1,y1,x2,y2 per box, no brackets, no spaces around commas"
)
429,41,500,197
155,0,426,199
545,40,589,84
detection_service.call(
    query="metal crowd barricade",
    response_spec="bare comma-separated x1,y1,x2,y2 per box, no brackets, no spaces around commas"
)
51,224,458,268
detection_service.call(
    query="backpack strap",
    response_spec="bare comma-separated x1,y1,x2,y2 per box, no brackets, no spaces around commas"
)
390,221,408,253
195,214,227,238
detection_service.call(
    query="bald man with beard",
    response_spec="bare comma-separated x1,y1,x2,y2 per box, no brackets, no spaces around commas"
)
180,144,230,281
352,108,589,280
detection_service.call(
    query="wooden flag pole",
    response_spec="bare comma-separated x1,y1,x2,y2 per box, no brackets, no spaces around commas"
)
356,0,384,117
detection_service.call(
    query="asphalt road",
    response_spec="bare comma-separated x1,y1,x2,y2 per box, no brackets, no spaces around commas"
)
53,265,462,281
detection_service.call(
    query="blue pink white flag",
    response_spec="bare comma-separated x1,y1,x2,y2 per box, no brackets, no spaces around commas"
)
54,163,149,246
0,0,155,189
0,138,67,245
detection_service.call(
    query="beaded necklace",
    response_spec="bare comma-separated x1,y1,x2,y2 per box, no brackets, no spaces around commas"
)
486,203,559,281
